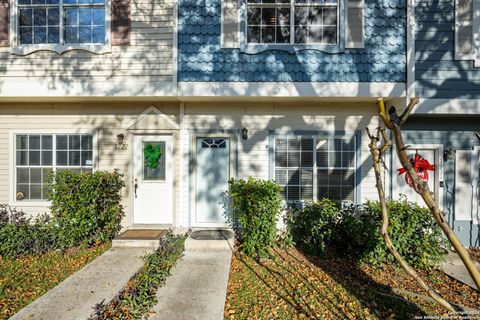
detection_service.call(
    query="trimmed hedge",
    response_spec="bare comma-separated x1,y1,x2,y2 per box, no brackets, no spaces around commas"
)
49,169,125,249
289,197,447,269
0,170,125,258
289,199,339,255
0,209,56,258
228,178,282,259
336,199,448,269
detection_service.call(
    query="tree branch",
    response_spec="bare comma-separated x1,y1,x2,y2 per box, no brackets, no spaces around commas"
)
378,100,480,292
399,97,420,125
367,127,455,311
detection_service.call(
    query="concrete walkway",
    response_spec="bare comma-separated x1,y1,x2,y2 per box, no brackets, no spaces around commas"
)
441,250,480,291
149,236,233,320
11,247,153,320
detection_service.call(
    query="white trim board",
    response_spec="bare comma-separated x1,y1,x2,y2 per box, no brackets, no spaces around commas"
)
0,80,175,98
125,106,180,131
406,0,416,106
178,82,406,98
474,146,480,224
413,99,480,114
172,0,179,95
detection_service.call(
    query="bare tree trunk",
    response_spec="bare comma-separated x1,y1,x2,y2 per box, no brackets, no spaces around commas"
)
377,97,480,291
367,127,455,311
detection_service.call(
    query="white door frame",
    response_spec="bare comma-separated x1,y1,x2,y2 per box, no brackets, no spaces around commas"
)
132,134,175,225
191,133,235,228
392,144,444,209
473,146,480,224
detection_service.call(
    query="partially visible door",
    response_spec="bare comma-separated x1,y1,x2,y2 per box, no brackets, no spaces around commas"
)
393,146,441,205
133,135,173,224
195,137,230,226
455,147,479,222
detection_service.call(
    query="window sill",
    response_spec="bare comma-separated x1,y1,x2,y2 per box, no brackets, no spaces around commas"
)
10,200,50,207
10,43,112,56
239,43,343,54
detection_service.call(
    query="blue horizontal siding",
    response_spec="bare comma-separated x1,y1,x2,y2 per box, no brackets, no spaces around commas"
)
178,0,406,83
415,0,480,99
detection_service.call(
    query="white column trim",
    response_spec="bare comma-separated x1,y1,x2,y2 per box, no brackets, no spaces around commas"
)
406,0,416,106
179,103,188,228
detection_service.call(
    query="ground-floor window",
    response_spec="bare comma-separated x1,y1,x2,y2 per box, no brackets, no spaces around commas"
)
274,135,355,203
15,133,94,201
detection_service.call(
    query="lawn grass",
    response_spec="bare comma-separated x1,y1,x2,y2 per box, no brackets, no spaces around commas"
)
225,247,449,319
0,242,110,320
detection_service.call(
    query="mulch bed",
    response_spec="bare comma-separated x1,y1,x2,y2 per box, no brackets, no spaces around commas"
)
468,248,480,265
225,247,480,320
313,250,480,311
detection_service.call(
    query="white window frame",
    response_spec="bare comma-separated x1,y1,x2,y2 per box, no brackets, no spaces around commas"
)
9,129,98,206
454,0,480,66
245,0,340,46
9,0,111,55
273,134,356,204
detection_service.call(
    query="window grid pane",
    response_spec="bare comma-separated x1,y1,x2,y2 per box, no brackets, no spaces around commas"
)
247,1,338,44
274,135,355,203
15,134,94,201
274,136,315,201
17,0,105,45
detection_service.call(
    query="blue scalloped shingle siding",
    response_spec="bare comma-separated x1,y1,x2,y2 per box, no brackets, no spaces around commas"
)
178,0,406,82
415,0,480,99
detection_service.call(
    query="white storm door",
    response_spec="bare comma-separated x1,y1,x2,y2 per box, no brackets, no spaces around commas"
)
195,137,230,226
392,146,441,206
133,135,173,225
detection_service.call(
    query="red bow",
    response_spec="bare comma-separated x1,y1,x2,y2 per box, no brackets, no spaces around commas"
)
398,153,435,175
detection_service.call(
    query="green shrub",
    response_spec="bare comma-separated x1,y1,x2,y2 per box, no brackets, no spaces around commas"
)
90,234,185,319
360,199,447,269
0,205,30,229
288,197,447,269
228,178,282,258
0,213,56,258
290,199,340,255
49,169,125,249
334,204,382,261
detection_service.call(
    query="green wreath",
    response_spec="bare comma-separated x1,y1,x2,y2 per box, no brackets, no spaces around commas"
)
144,144,162,168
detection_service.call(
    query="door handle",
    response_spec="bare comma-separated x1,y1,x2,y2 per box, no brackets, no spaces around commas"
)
134,179,138,198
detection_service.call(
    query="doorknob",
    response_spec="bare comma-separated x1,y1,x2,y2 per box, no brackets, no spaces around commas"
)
134,178,138,198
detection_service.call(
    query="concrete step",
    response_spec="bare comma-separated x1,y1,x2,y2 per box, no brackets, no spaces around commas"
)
185,230,234,251
112,238,162,249
112,229,168,249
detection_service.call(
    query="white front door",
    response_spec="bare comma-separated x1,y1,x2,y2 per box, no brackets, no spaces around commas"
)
194,137,231,226
392,146,442,206
133,135,173,225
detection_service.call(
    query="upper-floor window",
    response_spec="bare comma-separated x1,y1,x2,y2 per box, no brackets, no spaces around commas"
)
7,0,113,54
221,0,363,53
454,0,480,66
246,0,338,45
17,0,105,45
